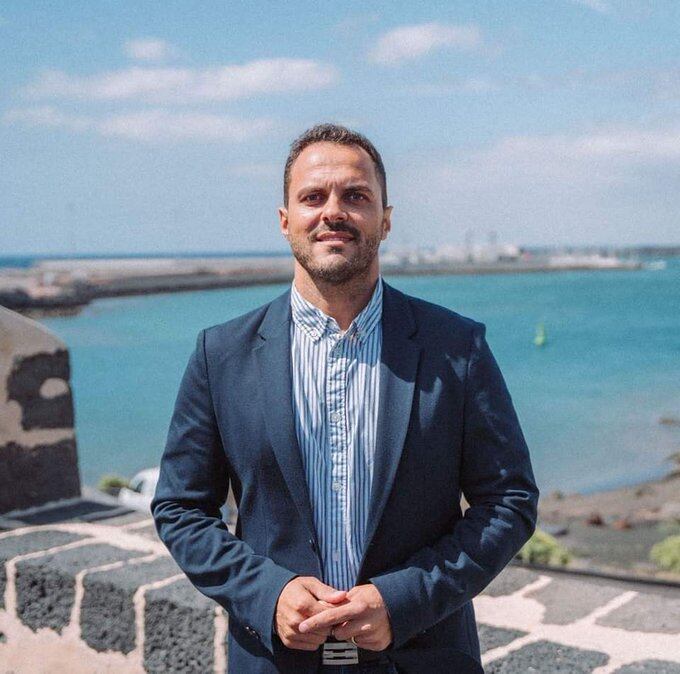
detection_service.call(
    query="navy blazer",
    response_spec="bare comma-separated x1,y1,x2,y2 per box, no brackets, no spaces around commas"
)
152,280,539,673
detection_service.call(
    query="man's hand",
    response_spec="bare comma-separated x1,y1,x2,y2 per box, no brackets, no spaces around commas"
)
275,577,347,651
298,583,393,652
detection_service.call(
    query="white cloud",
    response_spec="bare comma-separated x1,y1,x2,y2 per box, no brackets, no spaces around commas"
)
124,38,176,62
2,106,91,131
400,65,680,100
369,23,482,65
391,123,680,246
100,110,274,142
492,127,680,162
3,106,274,143
23,58,338,103
423,125,680,199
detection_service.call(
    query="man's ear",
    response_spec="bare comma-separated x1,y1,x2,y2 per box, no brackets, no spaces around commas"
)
381,205,393,240
278,206,289,238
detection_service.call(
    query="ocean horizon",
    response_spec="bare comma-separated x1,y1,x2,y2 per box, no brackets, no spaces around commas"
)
38,258,680,496
0,251,293,269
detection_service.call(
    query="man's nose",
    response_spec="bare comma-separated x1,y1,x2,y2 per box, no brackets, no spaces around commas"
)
321,193,347,222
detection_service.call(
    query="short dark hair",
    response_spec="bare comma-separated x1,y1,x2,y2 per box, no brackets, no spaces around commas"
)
283,123,388,208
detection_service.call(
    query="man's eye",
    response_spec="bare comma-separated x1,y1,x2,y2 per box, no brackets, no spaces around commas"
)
347,192,366,201
303,194,321,203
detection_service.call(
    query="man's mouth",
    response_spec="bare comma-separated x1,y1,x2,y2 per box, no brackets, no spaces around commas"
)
315,231,355,243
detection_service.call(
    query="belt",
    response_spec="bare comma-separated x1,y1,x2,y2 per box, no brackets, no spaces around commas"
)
320,665,394,674
322,639,391,666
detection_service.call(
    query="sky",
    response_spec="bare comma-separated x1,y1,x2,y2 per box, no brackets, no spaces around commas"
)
2,0,680,255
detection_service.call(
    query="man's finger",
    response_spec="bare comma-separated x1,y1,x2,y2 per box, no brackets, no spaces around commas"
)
299,603,364,633
332,619,371,641
289,633,326,647
297,616,333,637
303,578,347,604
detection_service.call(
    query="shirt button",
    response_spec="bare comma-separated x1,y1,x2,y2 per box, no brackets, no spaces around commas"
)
332,481,342,492
310,329,319,339
330,411,341,422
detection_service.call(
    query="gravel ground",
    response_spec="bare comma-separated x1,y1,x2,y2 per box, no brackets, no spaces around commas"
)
536,474,680,580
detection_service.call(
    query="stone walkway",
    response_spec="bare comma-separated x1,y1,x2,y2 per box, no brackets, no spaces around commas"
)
476,566,680,673
1,500,679,673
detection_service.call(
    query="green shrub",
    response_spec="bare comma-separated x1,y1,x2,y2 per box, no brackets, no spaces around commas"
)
656,520,680,537
518,528,571,566
650,535,680,573
98,474,129,495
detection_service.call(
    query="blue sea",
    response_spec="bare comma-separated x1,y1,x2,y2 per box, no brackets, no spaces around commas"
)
40,259,680,495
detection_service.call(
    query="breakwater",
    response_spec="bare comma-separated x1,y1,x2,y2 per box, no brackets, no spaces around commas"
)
0,253,642,314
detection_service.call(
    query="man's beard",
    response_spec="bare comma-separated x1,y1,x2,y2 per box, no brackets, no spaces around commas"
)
288,225,381,285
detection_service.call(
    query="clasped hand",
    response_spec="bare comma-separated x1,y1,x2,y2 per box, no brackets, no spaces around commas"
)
275,577,392,652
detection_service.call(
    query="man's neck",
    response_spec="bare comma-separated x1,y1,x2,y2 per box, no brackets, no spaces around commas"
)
293,268,380,332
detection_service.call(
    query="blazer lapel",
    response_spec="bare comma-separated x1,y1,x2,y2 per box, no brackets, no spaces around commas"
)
360,281,421,571
254,290,317,542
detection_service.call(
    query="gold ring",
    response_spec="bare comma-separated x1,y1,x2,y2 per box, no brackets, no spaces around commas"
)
350,636,358,646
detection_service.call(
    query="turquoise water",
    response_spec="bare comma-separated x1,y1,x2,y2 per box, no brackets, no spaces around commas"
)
42,260,680,494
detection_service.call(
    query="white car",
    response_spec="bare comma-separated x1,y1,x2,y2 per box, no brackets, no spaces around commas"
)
119,467,236,523
118,467,160,513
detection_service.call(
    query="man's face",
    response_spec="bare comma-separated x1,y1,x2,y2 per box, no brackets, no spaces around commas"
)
279,142,391,285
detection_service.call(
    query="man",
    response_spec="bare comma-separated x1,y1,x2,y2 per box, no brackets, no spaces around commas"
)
152,124,539,673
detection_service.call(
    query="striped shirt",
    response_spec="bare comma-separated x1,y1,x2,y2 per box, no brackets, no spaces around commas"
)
290,278,383,591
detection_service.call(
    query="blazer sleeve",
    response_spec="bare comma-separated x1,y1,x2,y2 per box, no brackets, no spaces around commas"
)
370,323,539,648
151,330,297,654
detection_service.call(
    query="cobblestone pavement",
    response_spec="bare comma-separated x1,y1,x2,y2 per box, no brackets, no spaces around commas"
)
475,566,680,673
1,504,679,673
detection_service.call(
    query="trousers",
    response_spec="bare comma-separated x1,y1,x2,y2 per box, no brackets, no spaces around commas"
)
319,665,397,674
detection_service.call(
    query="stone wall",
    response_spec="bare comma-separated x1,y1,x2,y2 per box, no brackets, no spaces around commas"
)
0,515,229,673
0,306,81,513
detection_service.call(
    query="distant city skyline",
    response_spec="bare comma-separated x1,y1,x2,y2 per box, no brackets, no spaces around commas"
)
2,0,680,254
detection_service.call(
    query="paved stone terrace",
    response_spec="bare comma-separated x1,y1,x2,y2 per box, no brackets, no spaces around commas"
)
477,567,680,673
1,504,679,673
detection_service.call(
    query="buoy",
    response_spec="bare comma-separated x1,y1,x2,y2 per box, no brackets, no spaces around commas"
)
534,322,547,347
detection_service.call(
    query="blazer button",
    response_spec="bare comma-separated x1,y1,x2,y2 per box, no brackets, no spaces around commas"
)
246,626,261,640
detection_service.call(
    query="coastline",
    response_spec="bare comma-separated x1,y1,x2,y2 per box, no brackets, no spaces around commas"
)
0,253,644,315
538,472,680,581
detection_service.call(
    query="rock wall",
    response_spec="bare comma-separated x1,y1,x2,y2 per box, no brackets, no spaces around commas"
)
0,517,228,673
0,306,81,513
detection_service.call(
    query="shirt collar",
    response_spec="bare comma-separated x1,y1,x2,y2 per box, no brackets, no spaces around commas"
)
290,277,383,344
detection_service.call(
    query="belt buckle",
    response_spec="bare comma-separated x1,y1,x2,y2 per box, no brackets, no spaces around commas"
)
322,640,359,665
